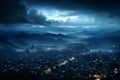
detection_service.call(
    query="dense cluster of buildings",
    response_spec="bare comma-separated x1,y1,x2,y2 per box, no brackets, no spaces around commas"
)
0,47,120,80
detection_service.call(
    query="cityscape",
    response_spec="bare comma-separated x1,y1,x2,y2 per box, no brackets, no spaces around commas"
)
0,29,120,80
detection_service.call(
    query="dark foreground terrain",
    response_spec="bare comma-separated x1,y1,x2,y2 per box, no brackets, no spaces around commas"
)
0,30,120,80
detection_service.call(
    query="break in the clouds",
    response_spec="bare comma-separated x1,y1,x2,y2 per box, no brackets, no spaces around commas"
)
0,0,120,28
27,7,119,28
27,0,120,17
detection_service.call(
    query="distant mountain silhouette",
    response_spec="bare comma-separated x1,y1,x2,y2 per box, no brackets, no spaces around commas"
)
0,31,68,48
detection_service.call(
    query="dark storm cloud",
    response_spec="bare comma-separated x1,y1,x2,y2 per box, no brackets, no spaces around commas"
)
27,0,120,17
27,9,60,25
0,0,120,24
27,9,47,25
0,0,59,25
0,0,28,24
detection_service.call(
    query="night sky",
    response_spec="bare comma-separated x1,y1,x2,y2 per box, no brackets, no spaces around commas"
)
0,0,120,29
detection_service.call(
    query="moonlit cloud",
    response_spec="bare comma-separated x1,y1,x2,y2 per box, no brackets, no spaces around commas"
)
30,8,99,28
0,0,120,29
32,7,119,29
37,9,72,22
24,0,120,29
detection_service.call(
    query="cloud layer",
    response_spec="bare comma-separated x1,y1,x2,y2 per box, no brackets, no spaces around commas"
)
27,9,47,25
0,0,120,25
27,0,120,17
0,0,27,24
